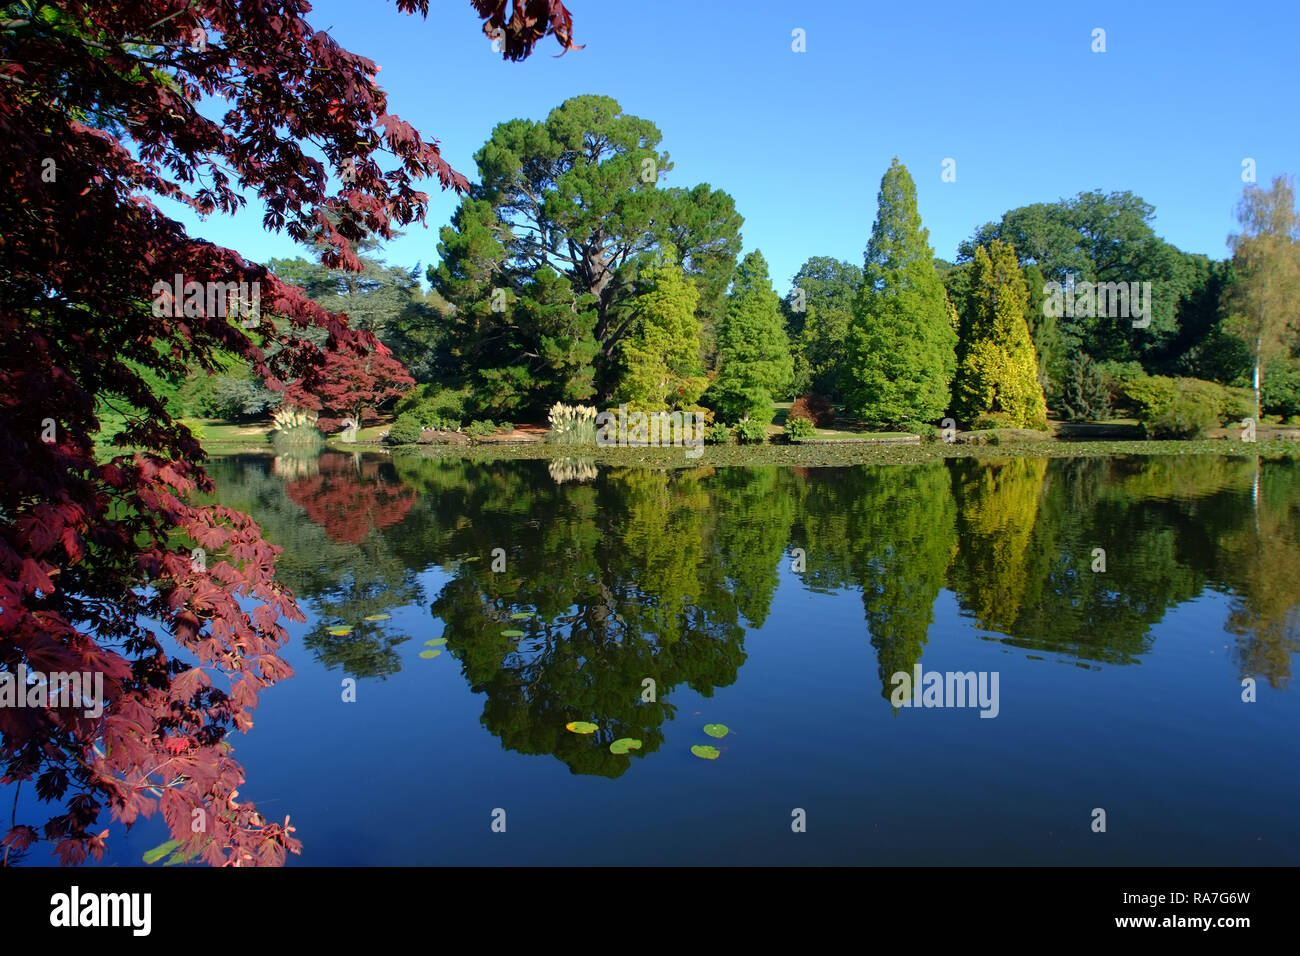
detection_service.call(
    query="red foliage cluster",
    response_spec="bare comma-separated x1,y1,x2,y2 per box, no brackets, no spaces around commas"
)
789,395,835,428
283,343,414,427
286,454,417,545
0,1,577,866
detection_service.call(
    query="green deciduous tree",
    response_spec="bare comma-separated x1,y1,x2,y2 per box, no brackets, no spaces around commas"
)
960,192,1194,368
1227,174,1300,419
708,250,794,424
784,256,862,398
844,158,956,425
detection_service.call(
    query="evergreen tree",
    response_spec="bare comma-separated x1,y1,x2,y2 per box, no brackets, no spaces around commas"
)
430,199,599,417
1022,262,1062,396
615,248,708,409
268,248,445,383
708,250,794,424
953,240,1048,428
459,96,742,396
843,158,956,425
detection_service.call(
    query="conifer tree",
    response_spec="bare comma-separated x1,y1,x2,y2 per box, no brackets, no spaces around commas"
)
616,248,708,409
953,240,1049,428
844,159,956,425
709,250,794,424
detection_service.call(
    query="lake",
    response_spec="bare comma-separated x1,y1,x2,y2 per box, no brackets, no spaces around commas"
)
78,450,1300,864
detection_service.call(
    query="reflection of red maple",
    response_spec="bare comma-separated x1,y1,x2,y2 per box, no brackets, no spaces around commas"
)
286,453,416,544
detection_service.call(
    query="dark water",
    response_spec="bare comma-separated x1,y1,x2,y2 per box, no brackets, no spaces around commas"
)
81,452,1300,864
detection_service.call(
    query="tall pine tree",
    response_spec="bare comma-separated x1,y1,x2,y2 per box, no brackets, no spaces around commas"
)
953,240,1048,428
709,250,794,424
430,198,598,417
844,158,956,425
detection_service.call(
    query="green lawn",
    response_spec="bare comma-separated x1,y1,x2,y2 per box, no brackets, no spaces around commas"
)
182,419,269,444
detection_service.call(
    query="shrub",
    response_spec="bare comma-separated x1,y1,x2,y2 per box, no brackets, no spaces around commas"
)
789,395,834,427
1120,373,1176,416
784,416,817,440
1122,374,1253,437
972,411,1017,430
735,418,767,444
1221,386,1256,423
416,412,458,431
705,422,733,445
395,384,471,426
547,402,598,445
1122,375,1219,438
466,419,499,439
385,411,423,445
1145,392,1218,439
900,420,939,441
1263,359,1300,419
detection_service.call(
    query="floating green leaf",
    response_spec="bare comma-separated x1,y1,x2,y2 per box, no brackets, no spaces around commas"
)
691,744,720,760
463,556,481,562
364,614,391,622
326,626,352,636
424,638,447,646
142,839,182,864
510,612,534,620
609,737,642,755
500,629,525,637
565,721,598,734
418,649,442,659
703,723,730,738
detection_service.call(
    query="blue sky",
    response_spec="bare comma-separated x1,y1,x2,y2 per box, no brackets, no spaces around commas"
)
168,0,1299,292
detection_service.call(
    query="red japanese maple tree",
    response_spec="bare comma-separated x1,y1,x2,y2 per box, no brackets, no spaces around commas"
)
0,1,578,867
283,342,414,432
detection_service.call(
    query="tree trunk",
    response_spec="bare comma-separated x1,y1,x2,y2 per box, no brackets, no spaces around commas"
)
1254,331,1262,423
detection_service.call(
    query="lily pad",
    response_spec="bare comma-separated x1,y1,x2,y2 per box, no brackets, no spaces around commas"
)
364,614,391,622
500,629,525,637
565,721,598,734
425,638,448,646
703,723,730,738
609,737,642,755
326,626,352,636
510,612,534,620
418,649,442,659
691,744,720,760
463,556,481,562
142,839,182,864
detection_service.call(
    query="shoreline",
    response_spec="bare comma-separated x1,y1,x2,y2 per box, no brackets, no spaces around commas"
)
190,436,1300,467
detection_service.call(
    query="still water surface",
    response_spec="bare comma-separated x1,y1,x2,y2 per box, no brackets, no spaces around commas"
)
80,452,1300,864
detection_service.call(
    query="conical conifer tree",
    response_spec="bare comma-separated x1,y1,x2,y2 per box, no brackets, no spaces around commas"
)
844,158,957,425
616,247,708,409
953,239,1048,428
709,250,793,424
